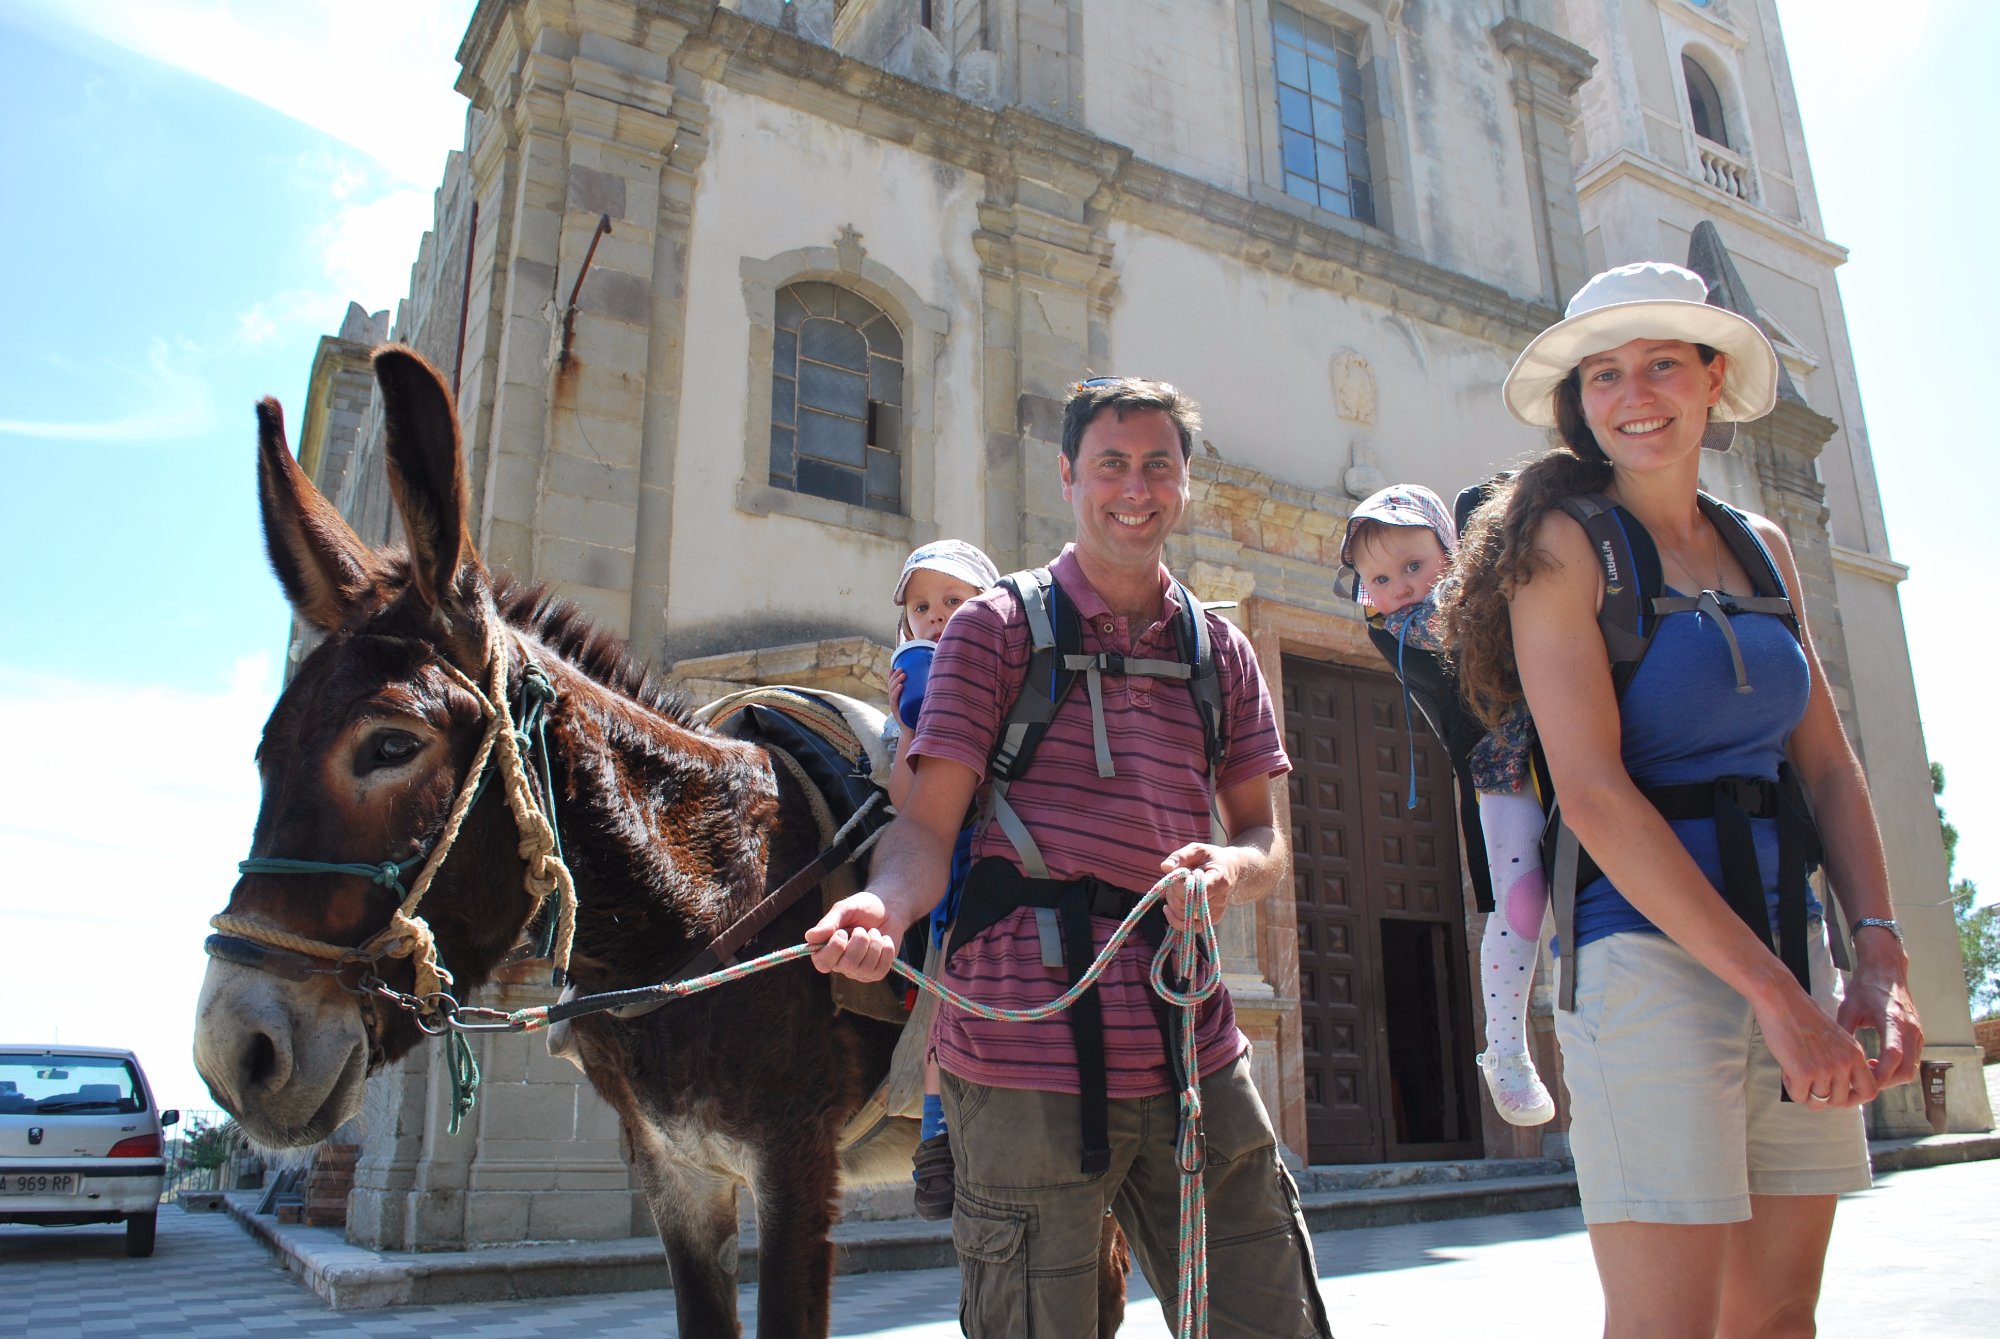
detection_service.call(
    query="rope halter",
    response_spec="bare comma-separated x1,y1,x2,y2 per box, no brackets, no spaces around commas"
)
211,614,580,1018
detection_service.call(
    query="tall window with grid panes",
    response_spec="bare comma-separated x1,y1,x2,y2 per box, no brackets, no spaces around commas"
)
1271,3,1375,226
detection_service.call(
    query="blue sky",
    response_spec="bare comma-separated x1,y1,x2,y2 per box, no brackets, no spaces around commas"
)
0,0,1988,1119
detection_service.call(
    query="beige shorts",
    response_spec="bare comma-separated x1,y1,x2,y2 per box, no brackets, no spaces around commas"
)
1555,921,1870,1225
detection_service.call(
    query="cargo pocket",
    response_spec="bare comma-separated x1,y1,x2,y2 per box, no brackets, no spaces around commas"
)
952,1198,1029,1336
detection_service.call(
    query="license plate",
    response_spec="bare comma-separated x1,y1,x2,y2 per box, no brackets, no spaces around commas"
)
2,1172,82,1195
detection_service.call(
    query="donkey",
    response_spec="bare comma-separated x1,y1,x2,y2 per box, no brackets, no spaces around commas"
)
191,347,1127,1336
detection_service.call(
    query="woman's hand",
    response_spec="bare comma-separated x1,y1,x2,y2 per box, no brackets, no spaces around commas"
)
1839,930,1924,1090
1748,975,1878,1109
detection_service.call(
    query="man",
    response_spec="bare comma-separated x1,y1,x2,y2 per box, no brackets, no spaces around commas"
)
808,378,1332,1337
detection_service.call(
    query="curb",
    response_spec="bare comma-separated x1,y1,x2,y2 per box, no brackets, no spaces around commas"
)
1868,1131,2000,1173
221,1138,1996,1311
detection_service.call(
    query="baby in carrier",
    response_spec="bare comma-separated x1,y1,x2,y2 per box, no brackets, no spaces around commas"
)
1342,485,1554,1126
885,538,1000,1217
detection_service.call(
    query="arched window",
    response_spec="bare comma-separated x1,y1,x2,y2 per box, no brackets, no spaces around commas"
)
769,282,904,514
1682,54,1729,148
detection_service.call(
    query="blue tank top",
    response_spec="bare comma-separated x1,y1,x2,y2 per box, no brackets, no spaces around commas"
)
1571,592,1816,949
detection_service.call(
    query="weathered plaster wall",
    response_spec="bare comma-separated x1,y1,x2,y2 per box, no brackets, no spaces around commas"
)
1104,219,1535,500
663,80,988,658
1394,0,1546,299
1080,0,1250,193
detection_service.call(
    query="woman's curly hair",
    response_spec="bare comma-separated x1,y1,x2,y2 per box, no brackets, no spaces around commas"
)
1439,369,1611,728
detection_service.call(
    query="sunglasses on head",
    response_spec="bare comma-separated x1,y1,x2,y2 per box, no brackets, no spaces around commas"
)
1071,376,1178,395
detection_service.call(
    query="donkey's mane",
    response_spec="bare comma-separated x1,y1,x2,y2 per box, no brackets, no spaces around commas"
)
490,573,692,725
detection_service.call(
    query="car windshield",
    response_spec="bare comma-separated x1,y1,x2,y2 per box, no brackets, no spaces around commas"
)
0,1054,143,1115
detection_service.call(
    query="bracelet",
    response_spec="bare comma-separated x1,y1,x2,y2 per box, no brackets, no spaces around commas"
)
1852,917,1903,943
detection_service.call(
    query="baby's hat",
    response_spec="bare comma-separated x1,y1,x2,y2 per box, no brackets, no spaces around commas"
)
894,538,999,604
1338,484,1458,569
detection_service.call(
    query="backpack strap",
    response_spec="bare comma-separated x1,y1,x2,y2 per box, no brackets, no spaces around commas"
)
985,570,1229,877
1644,494,1799,692
985,568,1074,886
1168,575,1229,776
1555,493,1660,692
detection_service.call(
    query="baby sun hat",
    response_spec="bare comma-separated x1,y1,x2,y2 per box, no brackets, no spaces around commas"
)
1338,484,1458,608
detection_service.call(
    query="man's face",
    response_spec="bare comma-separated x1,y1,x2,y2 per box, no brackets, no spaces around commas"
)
1060,407,1190,577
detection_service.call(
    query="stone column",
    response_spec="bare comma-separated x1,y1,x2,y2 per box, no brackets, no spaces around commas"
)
970,127,1121,571
629,85,709,662
1491,15,1596,306
1743,400,1860,741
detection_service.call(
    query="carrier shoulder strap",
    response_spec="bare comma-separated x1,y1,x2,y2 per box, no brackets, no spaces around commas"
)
1169,576,1229,777
1555,493,1661,695
983,567,1228,885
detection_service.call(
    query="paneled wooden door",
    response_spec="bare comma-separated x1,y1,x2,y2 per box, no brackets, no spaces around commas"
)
1285,656,1480,1163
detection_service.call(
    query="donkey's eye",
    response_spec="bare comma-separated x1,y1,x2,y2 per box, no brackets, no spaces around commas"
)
360,730,423,773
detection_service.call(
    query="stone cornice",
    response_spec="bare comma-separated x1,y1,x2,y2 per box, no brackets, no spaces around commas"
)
1108,159,1558,345
1831,543,1910,586
1490,17,1596,97
1575,147,1848,266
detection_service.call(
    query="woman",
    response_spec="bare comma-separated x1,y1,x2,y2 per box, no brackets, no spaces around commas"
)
1443,261,1923,1337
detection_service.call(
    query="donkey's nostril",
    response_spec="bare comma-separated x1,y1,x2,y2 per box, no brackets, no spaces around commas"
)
244,1032,279,1089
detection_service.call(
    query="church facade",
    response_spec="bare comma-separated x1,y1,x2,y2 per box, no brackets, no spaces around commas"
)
297,0,1987,1250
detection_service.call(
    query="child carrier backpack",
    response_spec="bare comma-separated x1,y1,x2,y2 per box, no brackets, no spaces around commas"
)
944,566,1228,1174
1369,485,1822,1012
1365,481,1506,914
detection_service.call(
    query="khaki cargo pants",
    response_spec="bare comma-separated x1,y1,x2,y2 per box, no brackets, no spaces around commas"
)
941,1054,1333,1338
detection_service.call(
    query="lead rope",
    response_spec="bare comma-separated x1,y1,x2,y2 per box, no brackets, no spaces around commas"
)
498,868,1221,1337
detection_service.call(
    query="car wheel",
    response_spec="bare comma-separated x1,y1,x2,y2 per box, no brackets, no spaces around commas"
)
125,1209,157,1258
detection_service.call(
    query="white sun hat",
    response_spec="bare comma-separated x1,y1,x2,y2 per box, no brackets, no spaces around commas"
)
1501,262,1779,435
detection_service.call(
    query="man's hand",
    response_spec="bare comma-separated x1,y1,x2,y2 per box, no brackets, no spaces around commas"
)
806,755,980,982
806,893,906,982
1157,844,1242,929
1153,774,1289,929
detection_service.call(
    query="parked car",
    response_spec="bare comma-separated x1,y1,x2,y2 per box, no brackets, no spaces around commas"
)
0,1046,178,1257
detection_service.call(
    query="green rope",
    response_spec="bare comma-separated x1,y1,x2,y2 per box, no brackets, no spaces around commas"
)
443,1030,480,1135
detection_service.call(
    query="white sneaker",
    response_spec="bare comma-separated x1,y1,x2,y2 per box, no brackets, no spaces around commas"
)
1478,1048,1555,1127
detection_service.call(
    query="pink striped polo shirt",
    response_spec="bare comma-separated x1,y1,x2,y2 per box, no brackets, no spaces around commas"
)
907,545,1290,1097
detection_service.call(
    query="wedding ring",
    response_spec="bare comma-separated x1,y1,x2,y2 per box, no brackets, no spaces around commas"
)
1808,1088,1831,1101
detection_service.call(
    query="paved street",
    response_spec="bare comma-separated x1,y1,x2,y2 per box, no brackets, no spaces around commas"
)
6,1155,1996,1337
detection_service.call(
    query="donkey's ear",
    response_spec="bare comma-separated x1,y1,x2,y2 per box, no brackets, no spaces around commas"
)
374,346,474,611
257,396,381,630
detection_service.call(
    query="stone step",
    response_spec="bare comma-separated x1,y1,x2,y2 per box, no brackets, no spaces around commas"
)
223,1161,1580,1310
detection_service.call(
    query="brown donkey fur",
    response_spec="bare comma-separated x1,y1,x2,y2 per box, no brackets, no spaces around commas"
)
204,348,1129,1336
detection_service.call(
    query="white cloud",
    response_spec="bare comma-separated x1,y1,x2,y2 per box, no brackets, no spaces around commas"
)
230,173,439,350
0,657,280,1116
13,0,477,186
0,337,216,443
